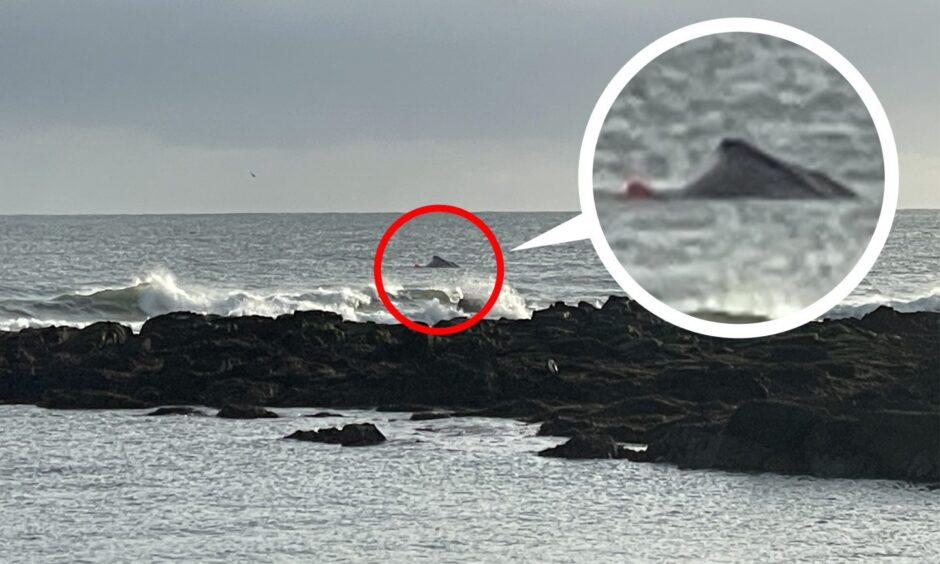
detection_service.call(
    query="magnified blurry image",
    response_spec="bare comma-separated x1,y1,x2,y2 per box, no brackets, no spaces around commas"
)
594,32,884,322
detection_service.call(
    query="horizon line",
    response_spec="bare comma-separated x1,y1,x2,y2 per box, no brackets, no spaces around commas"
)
0,209,584,217
1,206,936,217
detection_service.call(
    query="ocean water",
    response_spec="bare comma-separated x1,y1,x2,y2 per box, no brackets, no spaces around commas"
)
0,210,937,331
592,33,887,321
596,198,881,320
0,212,606,331
593,33,883,199
2,405,938,563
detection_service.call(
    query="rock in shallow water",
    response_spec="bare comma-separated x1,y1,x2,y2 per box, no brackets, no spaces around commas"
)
216,404,279,419
147,406,207,416
645,400,940,482
285,423,386,447
538,433,647,461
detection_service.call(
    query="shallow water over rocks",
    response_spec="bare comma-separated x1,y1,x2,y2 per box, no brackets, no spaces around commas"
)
2,406,938,562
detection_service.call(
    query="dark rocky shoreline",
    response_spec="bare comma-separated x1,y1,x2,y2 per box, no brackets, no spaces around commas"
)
1,297,937,482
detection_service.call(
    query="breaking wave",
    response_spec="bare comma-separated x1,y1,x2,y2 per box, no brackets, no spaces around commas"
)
0,270,532,332
1,269,936,333
825,287,940,319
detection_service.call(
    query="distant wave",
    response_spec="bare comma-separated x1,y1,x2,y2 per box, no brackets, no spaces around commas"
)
1,270,936,333
825,288,940,319
0,270,532,332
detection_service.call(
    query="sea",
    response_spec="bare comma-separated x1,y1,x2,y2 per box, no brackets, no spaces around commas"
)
0,211,937,332
595,199,887,320
2,406,938,563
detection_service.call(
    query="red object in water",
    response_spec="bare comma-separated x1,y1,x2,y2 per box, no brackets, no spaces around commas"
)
621,179,654,200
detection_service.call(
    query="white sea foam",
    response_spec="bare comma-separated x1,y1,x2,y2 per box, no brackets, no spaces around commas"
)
0,269,533,331
826,287,940,319
4,266,934,333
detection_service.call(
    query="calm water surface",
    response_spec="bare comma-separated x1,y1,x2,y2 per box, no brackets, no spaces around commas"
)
1,406,937,563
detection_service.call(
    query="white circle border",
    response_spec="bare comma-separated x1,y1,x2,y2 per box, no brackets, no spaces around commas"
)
579,17,898,339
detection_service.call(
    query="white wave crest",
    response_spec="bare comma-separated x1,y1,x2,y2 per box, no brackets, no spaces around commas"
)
1,269,532,331
826,287,940,319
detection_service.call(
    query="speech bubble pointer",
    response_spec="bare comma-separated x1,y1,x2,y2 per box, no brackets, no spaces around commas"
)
512,213,593,251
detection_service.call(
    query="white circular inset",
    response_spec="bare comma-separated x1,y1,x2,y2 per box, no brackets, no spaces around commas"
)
579,18,898,338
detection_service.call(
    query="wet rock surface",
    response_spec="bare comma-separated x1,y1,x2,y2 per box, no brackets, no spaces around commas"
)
147,406,208,416
646,401,940,482
0,299,936,481
216,404,279,419
285,423,386,447
538,433,646,460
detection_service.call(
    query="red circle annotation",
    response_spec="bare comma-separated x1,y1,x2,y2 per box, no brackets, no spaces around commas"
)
373,204,505,336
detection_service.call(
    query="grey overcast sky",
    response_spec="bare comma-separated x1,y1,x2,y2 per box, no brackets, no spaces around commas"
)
1,1,937,213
